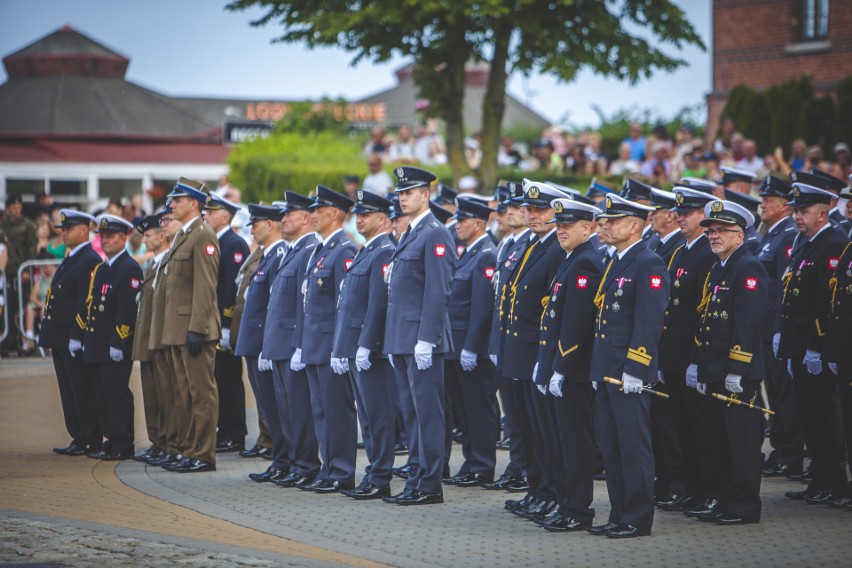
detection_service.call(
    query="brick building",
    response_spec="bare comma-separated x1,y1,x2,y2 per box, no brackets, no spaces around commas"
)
707,0,852,143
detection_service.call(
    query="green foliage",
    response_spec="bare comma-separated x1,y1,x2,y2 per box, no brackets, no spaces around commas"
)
721,76,850,154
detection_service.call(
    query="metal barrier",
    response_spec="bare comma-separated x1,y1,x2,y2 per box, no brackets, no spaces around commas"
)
16,258,62,355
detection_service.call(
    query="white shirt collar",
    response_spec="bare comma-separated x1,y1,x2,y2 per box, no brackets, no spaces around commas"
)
68,241,89,257
182,216,201,233
292,232,314,248
537,227,557,243
809,222,833,242
766,216,790,234
719,243,743,267
263,239,285,257
660,227,681,244
685,233,705,249
617,239,644,259
408,208,431,231
321,227,344,246
466,233,489,250
363,232,385,248
216,226,230,239
106,249,126,266
152,250,168,264
515,228,531,239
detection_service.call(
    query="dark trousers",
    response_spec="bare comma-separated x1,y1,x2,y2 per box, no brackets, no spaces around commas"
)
511,379,548,498
246,357,290,471
682,384,724,500
708,381,763,520
93,360,134,454
139,360,161,448
351,358,397,488
306,363,356,486
792,360,847,494
394,357,421,491
153,348,185,455
763,344,803,470
839,364,852,497
498,375,526,478
214,350,247,443
392,353,446,495
52,349,101,446
443,359,498,478
653,371,687,498
551,382,596,522
272,360,320,478
596,381,655,532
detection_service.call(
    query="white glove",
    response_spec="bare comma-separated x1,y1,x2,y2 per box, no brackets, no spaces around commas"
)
331,357,349,375
537,383,547,395
258,354,273,372
622,372,643,394
290,348,306,372
219,328,232,352
828,362,838,375
772,333,781,359
489,354,498,366
685,363,699,390
68,339,83,357
460,349,478,372
355,347,371,372
388,355,395,369
549,372,564,397
532,362,539,382
724,373,743,393
592,380,598,391
803,349,822,375
657,371,665,385
697,382,707,395
109,346,123,363
414,340,434,370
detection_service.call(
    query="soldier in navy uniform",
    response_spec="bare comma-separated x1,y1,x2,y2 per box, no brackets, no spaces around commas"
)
234,204,290,484
388,195,409,244
500,181,571,523
656,187,718,515
808,168,849,226
649,188,685,265
331,190,397,499
294,185,358,493
40,210,102,456
586,194,669,539
824,180,852,509
722,188,761,254
778,183,848,504
382,166,456,506
203,194,250,453
691,200,768,524
755,176,803,478
263,192,321,489
484,181,532,492
82,215,143,460
535,199,603,532
620,178,657,246
442,197,499,487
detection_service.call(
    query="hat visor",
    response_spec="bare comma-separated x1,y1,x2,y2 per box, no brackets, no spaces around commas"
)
395,181,429,192
699,217,739,227
351,205,384,215
594,212,630,219
55,220,89,229
547,216,584,224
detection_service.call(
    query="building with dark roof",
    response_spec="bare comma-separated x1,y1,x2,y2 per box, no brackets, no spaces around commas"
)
0,26,550,209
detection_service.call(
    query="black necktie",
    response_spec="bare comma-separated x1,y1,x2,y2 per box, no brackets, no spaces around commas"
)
400,226,412,245
654,239,664,253
499,237,514,263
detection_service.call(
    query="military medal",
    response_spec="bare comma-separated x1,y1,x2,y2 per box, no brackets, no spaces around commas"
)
720,310,728,320
615,289,623,297
99,305,104,312
317,278,324,287
673,298,680,306
674,280,680,288
612,301,620,312
549,309,556,318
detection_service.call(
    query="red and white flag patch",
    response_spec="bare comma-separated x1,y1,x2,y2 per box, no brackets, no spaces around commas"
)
382,264,390,278
205,244,216,256
435,244,446,257
457,244,466,257
785,246,792,259
344,258,354,271
828,257,839,270
130,278,140,289
234,252,243,263
576,275,588,289
745,277,758,290
649,275,663,290
484,266,495,280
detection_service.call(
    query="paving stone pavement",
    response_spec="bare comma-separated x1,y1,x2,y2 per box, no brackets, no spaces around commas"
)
2,358,850,567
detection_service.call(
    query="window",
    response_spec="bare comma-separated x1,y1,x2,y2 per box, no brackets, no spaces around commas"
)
802,0,829,40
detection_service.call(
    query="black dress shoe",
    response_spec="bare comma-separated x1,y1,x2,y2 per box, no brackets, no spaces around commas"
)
762,463,801,478
451,428,463,443
134,447,161,462
216,439,245,453
505,493,535,511
163,456,191,471
239,444,263,458
393,443,408,455
805,490,833,505
606,524,649,538
150,452,180,467
587,522,618,536
495,437,511,450
456,473,494,487
258,447,274,460
397,490,444,505
785,488,817,500
828,496,851,508
543,514,591,532
696,510,724,522
53,441,84,455
87,449,132,461
342,483,391,500
296,478,324,492
523,499,558,521
685,498,718,517
392,463,417,479
786,467,809,482
657,494,696,512
509,497,541,517
312,479,352,494
294,476,316,490
482,473,514,490
272,472,307,487
173,458,216,473
716,513,757,525
593,469,606,481
249,466,287,483
383,488,416,504
356,440,366,449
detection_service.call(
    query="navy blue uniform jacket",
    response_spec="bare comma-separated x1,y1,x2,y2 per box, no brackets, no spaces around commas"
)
217,229,250,330
234,241,287,358
448,235,497,360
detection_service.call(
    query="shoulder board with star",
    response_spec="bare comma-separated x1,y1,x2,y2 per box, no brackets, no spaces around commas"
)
429,221,440,228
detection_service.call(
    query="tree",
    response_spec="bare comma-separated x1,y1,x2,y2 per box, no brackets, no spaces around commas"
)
226,0,703,192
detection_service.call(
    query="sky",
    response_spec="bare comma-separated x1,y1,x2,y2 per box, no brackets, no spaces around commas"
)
0,0,711,129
